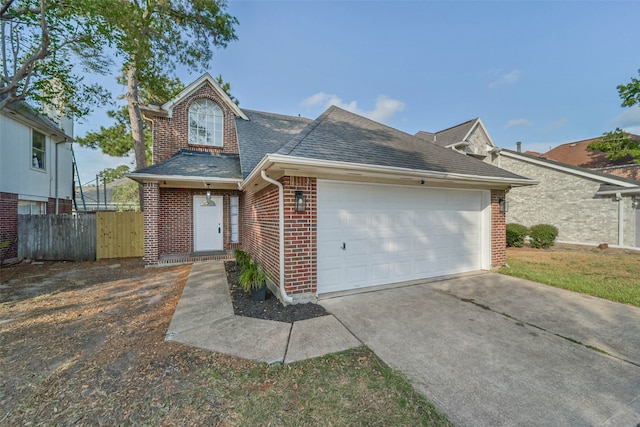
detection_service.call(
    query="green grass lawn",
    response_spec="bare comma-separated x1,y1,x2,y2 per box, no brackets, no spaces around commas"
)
500,246,640,307
221,347,453,426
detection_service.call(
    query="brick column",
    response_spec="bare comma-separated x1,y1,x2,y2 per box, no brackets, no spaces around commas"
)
491,189,506,267
0,192,18,262
143,182,159,265
282,176,317,296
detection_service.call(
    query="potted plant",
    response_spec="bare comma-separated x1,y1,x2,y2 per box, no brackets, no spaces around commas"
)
234,249,251,270
238,260,267,302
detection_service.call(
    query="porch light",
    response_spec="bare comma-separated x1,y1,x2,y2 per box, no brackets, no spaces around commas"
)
498,197,508,213
201,183,216,206
295,190,306,212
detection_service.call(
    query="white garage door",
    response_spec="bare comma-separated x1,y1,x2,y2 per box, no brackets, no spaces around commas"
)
317,181,490,294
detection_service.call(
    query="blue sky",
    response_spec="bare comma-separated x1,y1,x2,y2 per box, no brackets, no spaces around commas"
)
74,0,640,184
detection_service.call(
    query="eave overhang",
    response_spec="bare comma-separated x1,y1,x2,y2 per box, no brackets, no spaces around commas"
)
126,172,242,190
597,187,640,196
240,154,537,192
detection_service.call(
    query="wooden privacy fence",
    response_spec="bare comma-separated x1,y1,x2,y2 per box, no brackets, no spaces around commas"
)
18,214,96,261
18,212,144,261
96,211,143,259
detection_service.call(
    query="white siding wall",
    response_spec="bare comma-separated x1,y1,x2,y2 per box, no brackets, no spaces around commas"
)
0,113,73,202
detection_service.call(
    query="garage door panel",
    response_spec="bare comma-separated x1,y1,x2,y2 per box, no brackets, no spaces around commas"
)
318,181,487,294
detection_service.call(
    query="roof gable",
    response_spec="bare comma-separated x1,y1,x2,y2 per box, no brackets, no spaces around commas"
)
143,73,248,120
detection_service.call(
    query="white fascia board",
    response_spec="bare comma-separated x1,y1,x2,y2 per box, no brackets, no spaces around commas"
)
160,73,249,120
242,153,537,188
3,108,72,141
597,187,640,196
126,172,242,185
501,150,638,188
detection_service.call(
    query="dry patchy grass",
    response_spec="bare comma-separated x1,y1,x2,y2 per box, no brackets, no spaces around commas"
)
0,259,451,426
500,245,640,307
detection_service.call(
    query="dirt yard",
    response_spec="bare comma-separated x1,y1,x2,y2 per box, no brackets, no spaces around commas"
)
0,259,248,425
1,259,449,426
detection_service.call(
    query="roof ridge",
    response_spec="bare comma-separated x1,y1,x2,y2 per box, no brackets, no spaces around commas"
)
435,118,478,135
278,106,337,155
242,108,311,122
329,105,426,140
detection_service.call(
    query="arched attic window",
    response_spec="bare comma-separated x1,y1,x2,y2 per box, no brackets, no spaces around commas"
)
189,98,223,146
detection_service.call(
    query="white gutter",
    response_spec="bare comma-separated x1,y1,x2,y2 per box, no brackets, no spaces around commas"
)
617,192,624,246
597,187,640,196
241,153,536,189
260,170,293,304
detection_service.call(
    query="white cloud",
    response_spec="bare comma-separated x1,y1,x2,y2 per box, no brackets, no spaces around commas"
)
544,118,569,131
301,92,406,123
504,118,532,128
489,70,521,88
610,107,640,129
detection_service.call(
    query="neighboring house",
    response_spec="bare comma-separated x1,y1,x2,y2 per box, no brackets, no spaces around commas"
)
75,178,134,211
129,74,533,303
535,136,640,180
492,150,640,248
0,101,74,264
414,118,501,163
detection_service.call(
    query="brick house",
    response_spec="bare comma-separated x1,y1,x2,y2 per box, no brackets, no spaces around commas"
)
129,74,534,303
0,101,74,264
534,136,640,180
491,149,640,248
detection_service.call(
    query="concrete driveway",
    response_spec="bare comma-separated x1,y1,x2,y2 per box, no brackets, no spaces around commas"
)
320,273,640,427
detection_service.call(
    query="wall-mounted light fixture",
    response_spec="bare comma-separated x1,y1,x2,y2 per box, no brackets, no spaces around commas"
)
498,197,509,213
201,183,216,206
295,190,306,212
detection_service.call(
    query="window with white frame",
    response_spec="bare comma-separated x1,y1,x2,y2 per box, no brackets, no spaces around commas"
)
32,130,46,170
230,196,239,243
188,99,223,146
18,200,46,214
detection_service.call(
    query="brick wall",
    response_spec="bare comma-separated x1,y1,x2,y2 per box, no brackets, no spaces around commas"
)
152,84,239,164
282,177,317,295
157,187,242,258
491,189,506,267
46,198,72,214
143,182,159,264
243,184,280,286
498,156,636,246
0,192,18,261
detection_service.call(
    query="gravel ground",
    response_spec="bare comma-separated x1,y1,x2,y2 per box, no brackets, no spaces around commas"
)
224,261,328,323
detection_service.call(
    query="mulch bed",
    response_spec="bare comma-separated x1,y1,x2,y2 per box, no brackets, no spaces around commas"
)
224,261,328,323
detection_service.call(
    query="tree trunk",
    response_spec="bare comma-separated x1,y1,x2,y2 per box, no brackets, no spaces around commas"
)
125,63,147,209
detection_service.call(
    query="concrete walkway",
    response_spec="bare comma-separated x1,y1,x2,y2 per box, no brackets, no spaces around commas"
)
165,261,361,364
321,273,640,427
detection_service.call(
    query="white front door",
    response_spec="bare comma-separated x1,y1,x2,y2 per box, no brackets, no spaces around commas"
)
193,195,224,252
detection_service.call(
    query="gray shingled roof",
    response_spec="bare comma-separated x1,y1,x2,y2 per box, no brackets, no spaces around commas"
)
236,109,312,178
414,131,435,142
2,97,70,138
131,150,242,179
276,106,526,180
503,149,640,186
430,118,478,147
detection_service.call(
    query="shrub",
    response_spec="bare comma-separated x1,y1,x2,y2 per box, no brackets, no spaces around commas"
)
238,261,267,292
529,224,559,249
506,223,528,247
234,249,251,268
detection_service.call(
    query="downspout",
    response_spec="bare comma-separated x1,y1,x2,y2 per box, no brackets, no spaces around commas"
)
617,193,624,246
260,170,294,304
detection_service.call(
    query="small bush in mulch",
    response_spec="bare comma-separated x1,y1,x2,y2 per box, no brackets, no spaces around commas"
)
224,261,328,323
